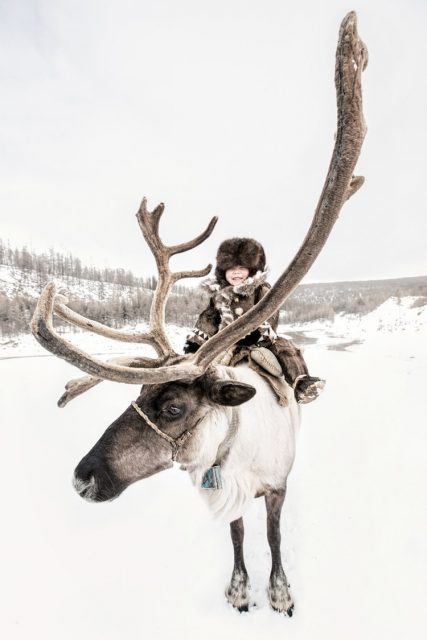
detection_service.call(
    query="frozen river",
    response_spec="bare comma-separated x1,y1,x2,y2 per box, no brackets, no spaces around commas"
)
1,334,426,640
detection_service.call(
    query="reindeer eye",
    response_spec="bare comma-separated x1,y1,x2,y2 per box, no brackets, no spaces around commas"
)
165,405,182,417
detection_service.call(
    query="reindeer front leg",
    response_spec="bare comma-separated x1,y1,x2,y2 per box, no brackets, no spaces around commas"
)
265,489,294,616
225,518,250,612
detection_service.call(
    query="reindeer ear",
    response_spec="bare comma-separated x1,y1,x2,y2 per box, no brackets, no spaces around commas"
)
208,381,256,406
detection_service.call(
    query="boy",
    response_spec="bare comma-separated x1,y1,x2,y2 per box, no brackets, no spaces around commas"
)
184,237,324,404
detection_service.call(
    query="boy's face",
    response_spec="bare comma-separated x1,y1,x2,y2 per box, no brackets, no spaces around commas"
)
225,265,250,286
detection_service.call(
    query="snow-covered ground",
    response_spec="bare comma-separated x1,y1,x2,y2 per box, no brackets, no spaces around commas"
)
1,298,427,639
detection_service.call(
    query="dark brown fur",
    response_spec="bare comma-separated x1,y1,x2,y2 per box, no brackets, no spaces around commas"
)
215,237,266,284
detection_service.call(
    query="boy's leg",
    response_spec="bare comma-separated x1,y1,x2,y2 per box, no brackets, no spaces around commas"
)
270,337,325,404
270,338,308,386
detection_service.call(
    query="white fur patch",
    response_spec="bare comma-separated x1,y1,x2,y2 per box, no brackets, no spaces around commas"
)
72,473,98,502
233,269,269,296
183,365,300,523
200,277,221,292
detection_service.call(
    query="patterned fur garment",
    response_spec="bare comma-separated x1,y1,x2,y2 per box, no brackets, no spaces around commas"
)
185,237,280,352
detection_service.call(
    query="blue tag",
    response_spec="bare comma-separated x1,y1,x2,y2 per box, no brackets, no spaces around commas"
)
201,465,223,490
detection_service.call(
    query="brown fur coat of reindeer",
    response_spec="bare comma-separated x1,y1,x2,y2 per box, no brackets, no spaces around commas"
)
31,12,367,615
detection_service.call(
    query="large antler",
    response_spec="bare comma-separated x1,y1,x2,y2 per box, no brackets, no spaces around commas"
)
135,198,217,357
194,11,368,368
31,11,367,397
31,200,217,383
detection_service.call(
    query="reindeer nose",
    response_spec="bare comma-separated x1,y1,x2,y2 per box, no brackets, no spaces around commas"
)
75,453,99,483
73,451,123,502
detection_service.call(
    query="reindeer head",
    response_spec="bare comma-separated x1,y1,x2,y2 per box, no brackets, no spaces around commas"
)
73,373,256,502
30,12,367,502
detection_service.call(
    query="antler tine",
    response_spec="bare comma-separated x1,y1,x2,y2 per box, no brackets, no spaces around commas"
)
136,198,218,357
53,295,163,356
137,197,218,258
194,11,368,370
172,265,212,283
58,374,102,407
30,199,217,399
31,282,203,384
57,355,165,407
137,197,166,253
345,175,365,201
168,216,218,256
136,198,176,356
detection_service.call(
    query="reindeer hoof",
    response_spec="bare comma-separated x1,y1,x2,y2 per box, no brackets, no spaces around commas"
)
225,571,251,612
270,597,294,616
268,580,294,616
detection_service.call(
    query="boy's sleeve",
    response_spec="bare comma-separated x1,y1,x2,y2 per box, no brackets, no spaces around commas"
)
258,283,280,331
235,284,279,348
183,300,221,353
253,283,280,344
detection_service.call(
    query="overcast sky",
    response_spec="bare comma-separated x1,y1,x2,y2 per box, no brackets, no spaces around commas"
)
1,0,426,285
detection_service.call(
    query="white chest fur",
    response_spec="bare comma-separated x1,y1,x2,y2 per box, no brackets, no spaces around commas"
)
185,365,300,522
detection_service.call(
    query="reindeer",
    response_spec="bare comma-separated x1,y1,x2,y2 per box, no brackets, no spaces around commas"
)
30,13,367,614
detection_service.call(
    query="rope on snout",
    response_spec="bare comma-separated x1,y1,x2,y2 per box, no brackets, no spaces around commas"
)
131,401,177,446
131,401,192,460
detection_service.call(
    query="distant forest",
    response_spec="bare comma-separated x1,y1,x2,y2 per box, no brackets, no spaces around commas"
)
0,240,207,338
1,239,426,339
281,276,427,323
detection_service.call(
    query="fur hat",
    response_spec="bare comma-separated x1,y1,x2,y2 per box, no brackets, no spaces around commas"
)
215,237,266,283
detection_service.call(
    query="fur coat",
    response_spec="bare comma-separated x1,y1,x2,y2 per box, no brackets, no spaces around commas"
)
184,270,279,353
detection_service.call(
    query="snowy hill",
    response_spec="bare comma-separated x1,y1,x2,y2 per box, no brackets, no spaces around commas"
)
0,263,151,302
0,261,204,338
281,295,427,351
